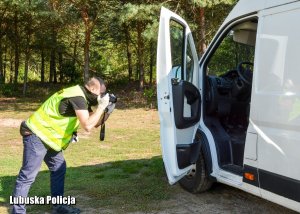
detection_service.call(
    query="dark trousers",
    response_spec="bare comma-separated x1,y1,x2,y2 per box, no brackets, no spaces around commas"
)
12,134,66,214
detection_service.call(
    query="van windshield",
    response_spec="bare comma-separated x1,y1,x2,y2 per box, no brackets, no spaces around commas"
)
207,22,257,77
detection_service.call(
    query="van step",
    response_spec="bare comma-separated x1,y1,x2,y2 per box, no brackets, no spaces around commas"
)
221,164,243,176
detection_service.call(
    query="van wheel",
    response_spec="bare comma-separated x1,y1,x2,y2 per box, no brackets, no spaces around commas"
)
179,149,213,193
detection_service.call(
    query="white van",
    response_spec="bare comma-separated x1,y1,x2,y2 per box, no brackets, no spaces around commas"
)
156,0,300,212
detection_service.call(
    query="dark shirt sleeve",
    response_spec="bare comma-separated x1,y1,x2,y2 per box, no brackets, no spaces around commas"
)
68,96,88,110
59,96,89,117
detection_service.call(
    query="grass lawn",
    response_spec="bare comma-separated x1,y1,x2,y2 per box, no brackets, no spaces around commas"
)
0,96,177,213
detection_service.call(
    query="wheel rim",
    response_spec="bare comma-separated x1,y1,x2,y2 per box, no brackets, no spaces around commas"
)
186,164,196,179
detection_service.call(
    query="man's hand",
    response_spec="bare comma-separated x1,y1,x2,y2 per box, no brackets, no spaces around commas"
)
75,94,109,132
97,93,109,111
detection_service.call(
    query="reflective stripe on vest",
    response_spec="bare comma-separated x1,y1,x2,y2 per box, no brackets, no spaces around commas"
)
26,85,87,151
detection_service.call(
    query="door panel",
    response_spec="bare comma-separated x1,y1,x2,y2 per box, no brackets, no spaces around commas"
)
157,7,201,184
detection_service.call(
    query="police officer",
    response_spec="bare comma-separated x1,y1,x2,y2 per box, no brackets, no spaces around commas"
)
12,77,114,214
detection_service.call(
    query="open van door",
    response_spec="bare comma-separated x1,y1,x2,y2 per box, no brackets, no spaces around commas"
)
157,7,201,184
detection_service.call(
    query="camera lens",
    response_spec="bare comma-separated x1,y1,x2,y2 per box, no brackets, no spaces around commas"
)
109,94,117,103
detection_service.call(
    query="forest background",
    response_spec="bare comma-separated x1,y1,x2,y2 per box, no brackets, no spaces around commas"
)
0,0,237,99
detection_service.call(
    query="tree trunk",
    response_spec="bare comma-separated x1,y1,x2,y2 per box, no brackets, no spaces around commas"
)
72,31,78,83
73,29,78,67
23,45,30,96
14,11,19,84
3,45,7,83
80,7,97,82
49,54,53,82
124,25,132,82
137,22,144,90
0,42,3,83
49,52,54,83
83,26,91,81
149,40,154,85
73,42,77,67
58,51,63,83
10,48,13,83
53,56,57,83
41,49,45,83
50,28,57,83
135,63,139,81
23,2,32,96
198,7,206,55
14,45,19,84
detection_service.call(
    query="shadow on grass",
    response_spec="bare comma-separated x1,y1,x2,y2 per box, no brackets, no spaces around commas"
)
0,156,172,213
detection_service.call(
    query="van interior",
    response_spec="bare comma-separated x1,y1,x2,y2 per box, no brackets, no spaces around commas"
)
204,19,258,175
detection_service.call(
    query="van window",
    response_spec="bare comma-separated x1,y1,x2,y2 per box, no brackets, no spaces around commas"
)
186,41,194,82
208,28,255,77
170,20,184,80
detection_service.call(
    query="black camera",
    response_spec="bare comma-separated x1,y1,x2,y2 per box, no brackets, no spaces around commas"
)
100,93,117,142
109,93,117,104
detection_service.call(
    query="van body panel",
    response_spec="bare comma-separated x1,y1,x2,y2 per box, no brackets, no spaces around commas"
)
244,131,258,161
265,0,299,9
250,2,300,211
242,183,261,197
223,0,296,29
198,121,218,171
223,0,265,27
260,189,300,212
253,2,300,181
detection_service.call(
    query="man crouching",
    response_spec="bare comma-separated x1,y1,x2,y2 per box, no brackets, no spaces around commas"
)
12,77,115,214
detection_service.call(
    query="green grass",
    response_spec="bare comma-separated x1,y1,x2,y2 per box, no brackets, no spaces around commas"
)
0,96,177,213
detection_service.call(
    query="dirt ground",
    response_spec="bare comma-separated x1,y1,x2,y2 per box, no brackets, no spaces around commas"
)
152,184,297,214
77,183,297,214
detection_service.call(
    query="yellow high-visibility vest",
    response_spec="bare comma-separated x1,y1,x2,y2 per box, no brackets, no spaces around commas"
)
26,85,87,151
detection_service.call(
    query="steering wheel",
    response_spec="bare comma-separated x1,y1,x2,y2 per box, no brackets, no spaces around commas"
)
237,62,253,85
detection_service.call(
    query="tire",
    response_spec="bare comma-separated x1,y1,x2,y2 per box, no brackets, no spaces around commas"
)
179,148,213,193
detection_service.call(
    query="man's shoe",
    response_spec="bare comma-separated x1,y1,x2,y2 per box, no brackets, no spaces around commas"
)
51,205,81,214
